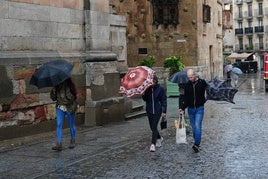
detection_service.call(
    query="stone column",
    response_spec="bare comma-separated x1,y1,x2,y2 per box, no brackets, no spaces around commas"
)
84,0,127,126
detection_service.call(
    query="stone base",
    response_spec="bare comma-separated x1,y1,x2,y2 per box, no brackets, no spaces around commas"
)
0,113,84,141
85,97,125,126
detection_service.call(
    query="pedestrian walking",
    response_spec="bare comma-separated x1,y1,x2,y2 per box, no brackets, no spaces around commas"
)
142,75,167,152
179,69,208,153
224,64,233,86
50,78,78,151
231,72,239,87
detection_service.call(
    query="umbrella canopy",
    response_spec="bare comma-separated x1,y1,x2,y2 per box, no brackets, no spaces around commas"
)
119,66,155,97
30,60,73,89
224,64,233,73
232,67,243,74
168,71,188,84
206,78,238,104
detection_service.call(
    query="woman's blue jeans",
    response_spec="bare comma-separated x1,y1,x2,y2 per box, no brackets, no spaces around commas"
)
56,108,76,142
187,106,204,145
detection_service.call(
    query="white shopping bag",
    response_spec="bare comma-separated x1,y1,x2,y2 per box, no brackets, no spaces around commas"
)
175,115,187,144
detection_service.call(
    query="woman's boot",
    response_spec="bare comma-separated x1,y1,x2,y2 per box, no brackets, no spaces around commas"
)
68,139,75,149
52,142,62,151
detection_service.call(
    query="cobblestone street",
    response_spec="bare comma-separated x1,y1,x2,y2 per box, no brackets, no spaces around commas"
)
0,72,268,178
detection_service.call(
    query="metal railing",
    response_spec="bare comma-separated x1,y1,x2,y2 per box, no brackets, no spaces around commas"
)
245,27,253,34
255,26,264,33
235,28,244,35
235,0,243,5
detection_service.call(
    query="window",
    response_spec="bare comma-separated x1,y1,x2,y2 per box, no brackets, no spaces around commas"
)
248,21,252,27
138,48,148,55
258,19,263,26
239,38,243,50
218,10,222,25
152,0,179,28
238,6,242,18
248,37,253,47
248,4,252,17
259,36,263,49
258,3,263,15
238,21,243,29
203,4,211,23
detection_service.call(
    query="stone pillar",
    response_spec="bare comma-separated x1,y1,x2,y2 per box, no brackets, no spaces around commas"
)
84,0,127,126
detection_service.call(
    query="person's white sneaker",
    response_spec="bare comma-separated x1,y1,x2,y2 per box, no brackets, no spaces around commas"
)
156,137,163,147
150,144,156,152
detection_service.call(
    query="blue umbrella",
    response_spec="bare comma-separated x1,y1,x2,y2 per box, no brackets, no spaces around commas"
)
232,67,243,74
30,60,73,89
168,71,188,84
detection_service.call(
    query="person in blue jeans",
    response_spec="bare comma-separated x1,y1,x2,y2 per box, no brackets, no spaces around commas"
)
180,69,207,153
50,78,78,151
142,75,167,152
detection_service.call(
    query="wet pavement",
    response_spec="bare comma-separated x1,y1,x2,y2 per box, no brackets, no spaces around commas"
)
1,72,268,178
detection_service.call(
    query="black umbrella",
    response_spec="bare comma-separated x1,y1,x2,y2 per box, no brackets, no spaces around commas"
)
30,60,73,89
168,71,188,84
206,78,238,104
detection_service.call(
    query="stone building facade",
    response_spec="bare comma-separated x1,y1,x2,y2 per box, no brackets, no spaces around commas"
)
110,0,224,79
232,0,268,70
223,0,234,60
0,0,128,140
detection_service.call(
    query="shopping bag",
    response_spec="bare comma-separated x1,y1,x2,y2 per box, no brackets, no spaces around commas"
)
160,117,167,130
175,114,187,144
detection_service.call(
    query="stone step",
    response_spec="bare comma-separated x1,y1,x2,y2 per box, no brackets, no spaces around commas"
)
131,104,144,112
125,110,147,120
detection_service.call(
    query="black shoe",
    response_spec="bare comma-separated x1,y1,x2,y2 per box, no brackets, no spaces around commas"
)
68,139,75,149
52,142,63,151
192,144,200,153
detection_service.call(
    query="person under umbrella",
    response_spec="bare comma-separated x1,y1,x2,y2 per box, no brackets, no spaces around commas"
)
50,78,78,151
231,67,243,87
119,66,155,97
142,75,167,152
30,59,73,89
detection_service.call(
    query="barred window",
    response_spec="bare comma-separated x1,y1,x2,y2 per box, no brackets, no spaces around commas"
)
151,0,179,28
203,4,211,23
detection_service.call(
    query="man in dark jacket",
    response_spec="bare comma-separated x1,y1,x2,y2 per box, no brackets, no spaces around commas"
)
180,69,207,153
142,75,167,152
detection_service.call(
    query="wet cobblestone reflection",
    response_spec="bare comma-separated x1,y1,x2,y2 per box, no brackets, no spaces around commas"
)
0,72,268,178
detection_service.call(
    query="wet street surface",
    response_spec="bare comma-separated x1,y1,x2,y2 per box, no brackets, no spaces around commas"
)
0,72,268,178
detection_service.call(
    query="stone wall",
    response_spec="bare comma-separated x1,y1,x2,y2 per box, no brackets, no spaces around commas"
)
110,0,223,80
0,52,86,140
110,0,198,67
0,0,128,140
0,0,85,51
196,0,223,80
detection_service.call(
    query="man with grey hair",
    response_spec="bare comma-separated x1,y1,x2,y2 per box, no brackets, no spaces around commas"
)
179,69,207,153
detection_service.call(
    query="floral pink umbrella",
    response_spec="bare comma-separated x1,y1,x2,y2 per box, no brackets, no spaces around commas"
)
119,66,155,97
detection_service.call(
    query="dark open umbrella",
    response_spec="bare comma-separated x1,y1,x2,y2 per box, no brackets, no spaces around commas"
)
30,60,73,89
168,71,188,84
206,78,238,104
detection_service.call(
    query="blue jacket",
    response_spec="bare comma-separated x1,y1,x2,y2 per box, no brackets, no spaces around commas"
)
142,84,167,114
